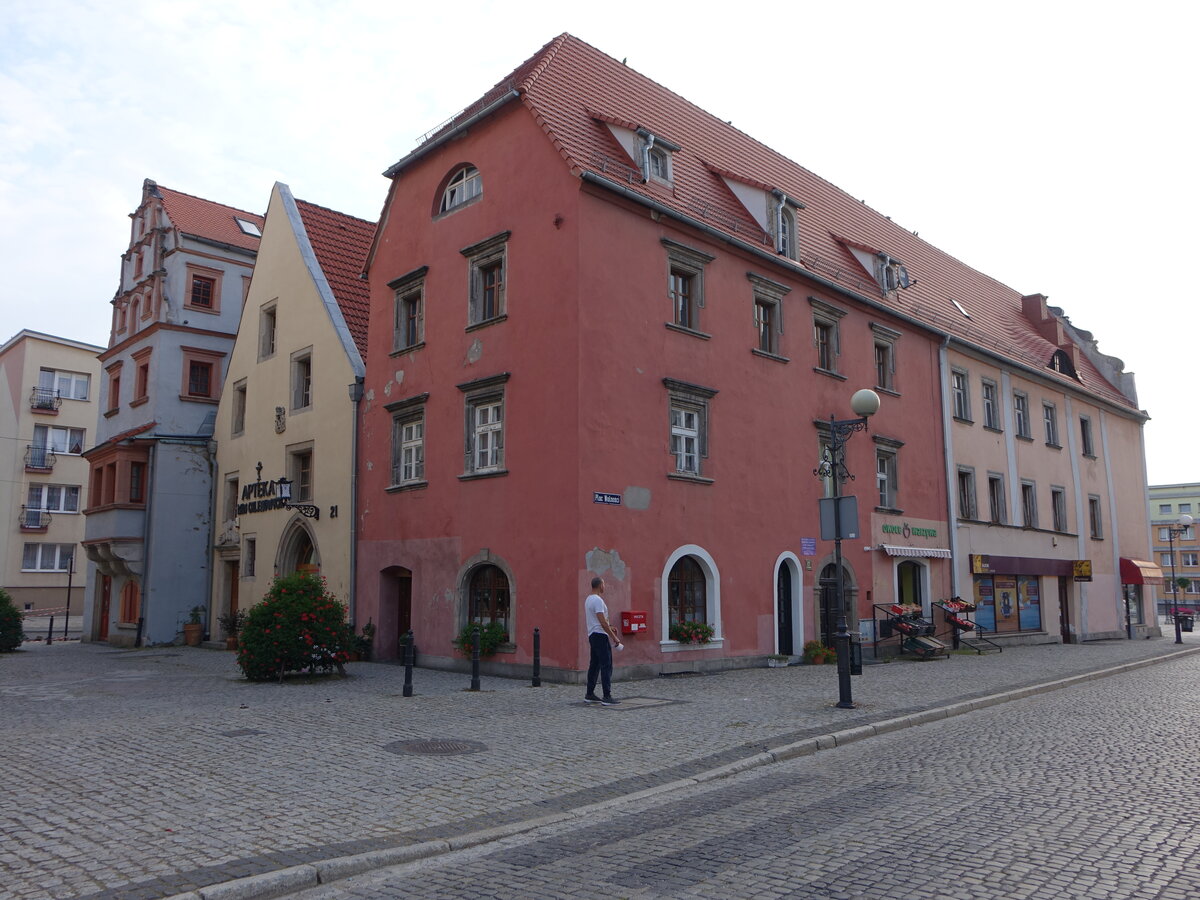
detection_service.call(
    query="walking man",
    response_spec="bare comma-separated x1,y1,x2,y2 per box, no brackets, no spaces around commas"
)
585,576,623,705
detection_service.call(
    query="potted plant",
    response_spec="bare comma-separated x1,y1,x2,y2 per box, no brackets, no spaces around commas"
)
452,622,508,656
802,639,836,665
668,621,715,644
217,609,246,651
353,620,376,661
183,606,205,647
767,653,790,668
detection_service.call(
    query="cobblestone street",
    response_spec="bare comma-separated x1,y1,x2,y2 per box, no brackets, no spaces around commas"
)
2,636,1197,900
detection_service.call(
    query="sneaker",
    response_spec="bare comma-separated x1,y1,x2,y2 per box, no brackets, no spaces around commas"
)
584,694,602,704
601,696,620,706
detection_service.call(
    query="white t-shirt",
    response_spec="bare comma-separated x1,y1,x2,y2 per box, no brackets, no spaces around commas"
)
584,593,608,636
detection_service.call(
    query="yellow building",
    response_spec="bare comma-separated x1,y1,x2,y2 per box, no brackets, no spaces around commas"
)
0,330,104,613
209,183,373,638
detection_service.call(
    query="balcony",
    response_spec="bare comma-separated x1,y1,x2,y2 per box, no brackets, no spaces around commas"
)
19,506,52,531
30,387,61,413
25,445,57,472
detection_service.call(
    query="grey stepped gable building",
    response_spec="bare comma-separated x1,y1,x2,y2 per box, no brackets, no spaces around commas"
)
81,179,264,646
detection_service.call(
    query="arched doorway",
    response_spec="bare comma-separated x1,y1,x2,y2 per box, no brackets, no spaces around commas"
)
278,519,318,575
777,565,793,655
380,565,413,661
774,553,803,656
818,563,856,648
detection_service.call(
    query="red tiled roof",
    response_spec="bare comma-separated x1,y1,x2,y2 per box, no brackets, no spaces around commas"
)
294,199,375,359
155,184,265,252
424,34,1135,411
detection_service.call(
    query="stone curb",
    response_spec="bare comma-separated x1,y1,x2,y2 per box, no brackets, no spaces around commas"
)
162,646,1200,900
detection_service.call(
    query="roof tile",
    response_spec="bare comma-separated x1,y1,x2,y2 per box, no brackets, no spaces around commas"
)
294,199,375,359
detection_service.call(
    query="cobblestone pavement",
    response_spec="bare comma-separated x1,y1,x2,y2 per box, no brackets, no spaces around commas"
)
280,649,1200,900
2,635,1197,900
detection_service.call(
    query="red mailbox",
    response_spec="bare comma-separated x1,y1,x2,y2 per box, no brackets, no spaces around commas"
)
620,610,648,635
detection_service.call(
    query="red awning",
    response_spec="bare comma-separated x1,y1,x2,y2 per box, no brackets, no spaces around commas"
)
1120,558,1164,585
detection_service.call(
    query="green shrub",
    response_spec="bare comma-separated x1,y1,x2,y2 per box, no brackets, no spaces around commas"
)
669,620,715,644
236,573,355,682
0,589,24,652
452,622,508,656
802,639,836,665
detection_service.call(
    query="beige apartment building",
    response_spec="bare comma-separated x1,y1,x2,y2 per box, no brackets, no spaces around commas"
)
0,330,104,613
1148,482,1200,615
209,183,373,640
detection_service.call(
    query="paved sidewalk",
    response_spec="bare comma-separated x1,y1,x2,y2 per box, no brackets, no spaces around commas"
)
2,635,1197,900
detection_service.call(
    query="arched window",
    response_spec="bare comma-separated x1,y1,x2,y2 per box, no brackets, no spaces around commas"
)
668,556,706,625
467,564,509,633
779,207,796,259
1048,349,1077,378
278,521,318,575
439,165,482,214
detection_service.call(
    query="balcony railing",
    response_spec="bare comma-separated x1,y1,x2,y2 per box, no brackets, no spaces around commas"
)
24,445,57,471
19,506,52,530
30,387,61,412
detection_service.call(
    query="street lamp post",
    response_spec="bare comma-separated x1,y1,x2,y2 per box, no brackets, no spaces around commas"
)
1166,514,1195,644
813,389,881,709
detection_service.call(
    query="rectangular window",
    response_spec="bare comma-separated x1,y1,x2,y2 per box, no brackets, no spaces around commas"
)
190,276,215,308
1043,403,1060,447
957,468,977,520
981,379,999,429
244,536,257,577
232,380,247,436
870,324,900,392
180,346,224,401
289,448,314,502
988,474,1007,525
754,299,777,354
188,361,213,398
106,364,122,414
396,288,423,351
670,404,701,474
34,425,86,455
876,450,898,509
129,461,145,504
662,239,712,335
1014,392,1031,438
1182,552,1199,567
1021,481,1038,528
1050,488,1074,535
1089,495,1103,539
21,542,75,572
1162,552,1174,567
39,368,90,401
259,305,277,359
458,373,510,478
26,484,80,513
664,378,717,482
815,322,834,370
810,298,847,375
391,412,426,486
292,350,313,410
951,370,971,421
133,348,152,403
185,264,222,313
1080,416,1095,457
1160,503,1174,515
463,232,510,328
1181,503,1192,514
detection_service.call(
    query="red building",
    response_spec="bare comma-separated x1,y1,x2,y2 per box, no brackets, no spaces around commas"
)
356,34,957,676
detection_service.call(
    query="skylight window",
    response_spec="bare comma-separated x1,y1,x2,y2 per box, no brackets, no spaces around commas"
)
235,217,262,236
949,297,971,319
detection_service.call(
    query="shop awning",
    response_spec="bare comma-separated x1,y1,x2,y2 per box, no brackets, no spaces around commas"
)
1120,558,1165,585
880,544,952,559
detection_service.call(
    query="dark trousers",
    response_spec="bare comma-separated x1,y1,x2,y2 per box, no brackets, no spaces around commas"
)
586,632,612,697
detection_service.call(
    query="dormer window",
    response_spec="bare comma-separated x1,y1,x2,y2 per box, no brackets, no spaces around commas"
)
637,130,679,184
439,165,482,214
772,192,801,260
649,148,669,179
876,254,912,293
1049,349,1077,378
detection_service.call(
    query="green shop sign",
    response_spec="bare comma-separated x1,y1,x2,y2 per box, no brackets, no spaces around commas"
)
881,522,938,539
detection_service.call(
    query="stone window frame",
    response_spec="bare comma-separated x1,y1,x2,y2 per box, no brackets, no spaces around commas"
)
951,368,972,423
662,239,714,339
290,347,314,413
389,266,428,355
871,323,901,394
184,263,223,315
386,392,430,492
987,472,1008,525
1021,480,1039,529
981,378,1001,431
458,373,510,481
957,466,978,520
664,378,718,485
461,232,509,330
748,272,790,361
874,435,904,513
809,297,847,378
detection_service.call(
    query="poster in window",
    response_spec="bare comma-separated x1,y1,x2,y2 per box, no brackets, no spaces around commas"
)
1018,576,1042,631
973,576,995,632
994,575,1019,633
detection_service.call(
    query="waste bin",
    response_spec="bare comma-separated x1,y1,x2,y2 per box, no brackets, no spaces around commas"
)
1180,616,1194,633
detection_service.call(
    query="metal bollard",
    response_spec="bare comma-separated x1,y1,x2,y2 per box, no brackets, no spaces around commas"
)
46,615,55,645
403,630,414,698
532,627,541,687
469,625,481,691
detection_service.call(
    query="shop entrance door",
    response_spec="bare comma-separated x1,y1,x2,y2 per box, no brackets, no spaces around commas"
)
1058,577,1072,644
777,565,793,655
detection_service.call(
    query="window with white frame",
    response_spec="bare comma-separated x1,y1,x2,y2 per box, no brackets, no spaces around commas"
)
638,130,679,184
1182,552,1199,567
34,424,85,455
291,349,313,411
462,231,509,327
1014,391,1031,438
440,165,482,214
288,446,314,502
871,323,900,392
988,473,1007,525
810,298,847,374
778,205,797,260
22,542,75,572
957,467,977,519
390,266,427,353
1162,552,1174,568
1043,402,1060,447
26,484,80,513
1161,525,1196,541
1021,481,1038,528
664,378,717,481
951,369,971,421
982,379,1000,430
874,436,902,510
458,373,509,478
1088,495,1103,539
663,239,713,335
259,304,277,360
660,545,722,647
748,273,789,358
39,368,90,401
387,393,429,489
1052,486,1068,532
1080,416,1095,457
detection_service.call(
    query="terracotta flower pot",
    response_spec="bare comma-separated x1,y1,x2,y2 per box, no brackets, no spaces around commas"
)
183,623,203,647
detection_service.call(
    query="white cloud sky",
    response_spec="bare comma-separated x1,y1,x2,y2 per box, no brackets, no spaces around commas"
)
2,0,1195,483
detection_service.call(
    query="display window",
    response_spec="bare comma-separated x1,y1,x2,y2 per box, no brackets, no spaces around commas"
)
973,575,1042,633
